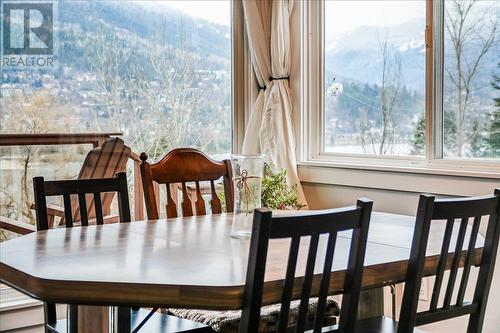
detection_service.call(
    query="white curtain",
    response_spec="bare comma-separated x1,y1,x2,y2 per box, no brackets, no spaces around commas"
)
241,0,307,207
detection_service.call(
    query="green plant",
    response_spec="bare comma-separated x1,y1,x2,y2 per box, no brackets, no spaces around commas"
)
217,163,304,212
261,164,305,210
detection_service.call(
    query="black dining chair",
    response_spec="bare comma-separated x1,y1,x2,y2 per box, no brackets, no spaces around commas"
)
357,190,500,333
239,199,373,333
33,173,210,333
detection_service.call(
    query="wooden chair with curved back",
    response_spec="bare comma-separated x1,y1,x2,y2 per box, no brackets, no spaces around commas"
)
140,148,234,219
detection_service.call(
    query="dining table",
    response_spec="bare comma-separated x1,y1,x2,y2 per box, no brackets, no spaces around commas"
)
0,211,483,333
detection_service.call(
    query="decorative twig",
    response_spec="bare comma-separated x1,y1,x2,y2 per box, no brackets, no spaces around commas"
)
235,169,259,213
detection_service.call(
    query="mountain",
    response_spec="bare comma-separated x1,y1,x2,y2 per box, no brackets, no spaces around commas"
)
325,18,426,91
56,0,230,68
325,17,498,95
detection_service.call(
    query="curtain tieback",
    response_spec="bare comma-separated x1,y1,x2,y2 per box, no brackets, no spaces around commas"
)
259,76,290,90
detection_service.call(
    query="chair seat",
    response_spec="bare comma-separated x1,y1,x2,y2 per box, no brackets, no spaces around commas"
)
353,316,427,333
167,297,340,333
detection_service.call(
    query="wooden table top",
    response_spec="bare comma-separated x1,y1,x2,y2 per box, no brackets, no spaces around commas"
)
0,212,483,310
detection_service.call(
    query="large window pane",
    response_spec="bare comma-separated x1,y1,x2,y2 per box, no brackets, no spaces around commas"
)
324,1,426,156
0,1,231,237
443,0,499,159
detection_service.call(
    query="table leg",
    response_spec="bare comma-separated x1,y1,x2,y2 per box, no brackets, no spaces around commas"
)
77,306,110,333
357,288,385,319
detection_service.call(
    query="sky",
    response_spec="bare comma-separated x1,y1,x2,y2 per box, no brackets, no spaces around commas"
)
325,0,425,37
135,0,230,26
133,0,497,34
134,0,424,32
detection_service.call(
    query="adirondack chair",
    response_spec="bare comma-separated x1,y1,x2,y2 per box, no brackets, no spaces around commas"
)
32,137,132,228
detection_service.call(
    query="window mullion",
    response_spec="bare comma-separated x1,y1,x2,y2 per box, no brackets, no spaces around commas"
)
431,0,445,160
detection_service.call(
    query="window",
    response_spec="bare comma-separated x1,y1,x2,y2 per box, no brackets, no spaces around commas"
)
324,1,426,156
442,1,499,159
307,0,499,167
0,0,234,239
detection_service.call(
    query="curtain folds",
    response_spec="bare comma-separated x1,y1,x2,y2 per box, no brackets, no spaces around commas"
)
241,0,307,207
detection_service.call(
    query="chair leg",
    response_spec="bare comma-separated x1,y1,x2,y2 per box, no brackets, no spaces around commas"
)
390,284,397,319
68,305,78,333
117,306,131,333
44,303,57,333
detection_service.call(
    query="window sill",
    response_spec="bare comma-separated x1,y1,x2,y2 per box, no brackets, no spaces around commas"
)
298,160,500,197
0,284,41,312
299,159,500,180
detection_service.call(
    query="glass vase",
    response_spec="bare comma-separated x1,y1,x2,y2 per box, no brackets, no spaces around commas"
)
230,154,265,239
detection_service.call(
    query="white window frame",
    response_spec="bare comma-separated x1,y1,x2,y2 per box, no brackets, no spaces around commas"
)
300,0,500,178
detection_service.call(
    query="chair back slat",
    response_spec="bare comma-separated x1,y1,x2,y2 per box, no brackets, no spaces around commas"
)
210,181,222,214
430,217,454,311
63,194,73,228
456,215,481,306
181,182,194,216
33,173,131,231
165,184,177,218
239,199,373,333
277,236,300,333
295,233,320,333
140,148,233,219
443,217,469,309
194,182,207,215
397,190,500,333
313,233,337,333
78,194,89,226
93,193,104,225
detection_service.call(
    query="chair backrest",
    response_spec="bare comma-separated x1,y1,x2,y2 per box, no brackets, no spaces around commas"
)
33,172,131,230
140,148,234,219
398,190,500,333
72,137,131,222
240,200,373,333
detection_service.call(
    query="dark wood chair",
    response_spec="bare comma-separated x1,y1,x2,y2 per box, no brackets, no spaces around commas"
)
357,189,500,333
140,148,233,219
239,199,373,333
33,172,131,333
33,173,210,333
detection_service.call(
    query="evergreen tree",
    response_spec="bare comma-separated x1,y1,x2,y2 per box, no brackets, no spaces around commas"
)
444,110,458,156
411,113,425,155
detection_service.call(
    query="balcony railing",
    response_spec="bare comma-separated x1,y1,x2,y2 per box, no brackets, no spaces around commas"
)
0,133,144,237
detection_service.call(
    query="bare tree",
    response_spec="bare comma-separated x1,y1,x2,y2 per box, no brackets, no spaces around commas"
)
361,33,403,155
87,21,227,160
445,0,497,156
0,90,77,225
